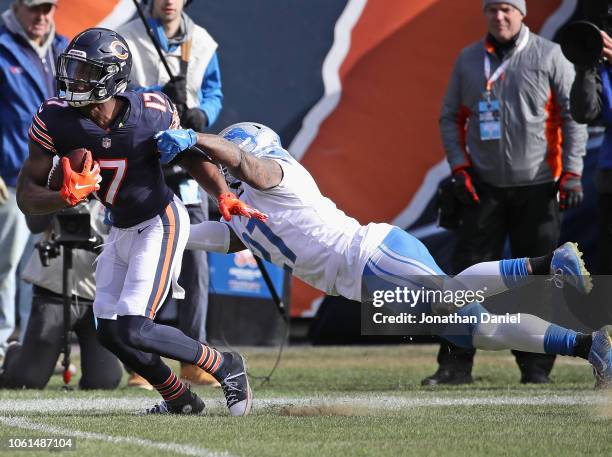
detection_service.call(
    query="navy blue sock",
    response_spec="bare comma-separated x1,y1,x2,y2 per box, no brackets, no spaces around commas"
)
150,371,188,402
194,343,224,375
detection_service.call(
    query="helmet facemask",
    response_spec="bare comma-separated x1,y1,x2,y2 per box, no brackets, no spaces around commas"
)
220,164,243,190
57,52,127,107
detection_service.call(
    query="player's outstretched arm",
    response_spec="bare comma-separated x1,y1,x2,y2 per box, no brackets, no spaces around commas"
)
16,141,70,215
180,149,268,222
180,148,229,198
155,129,282,190
194,132,283,190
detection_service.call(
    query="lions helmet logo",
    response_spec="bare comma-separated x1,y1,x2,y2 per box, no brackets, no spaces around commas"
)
223,127,257,153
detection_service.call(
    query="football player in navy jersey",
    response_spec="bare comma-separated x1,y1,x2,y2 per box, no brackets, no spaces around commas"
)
16,28,261,416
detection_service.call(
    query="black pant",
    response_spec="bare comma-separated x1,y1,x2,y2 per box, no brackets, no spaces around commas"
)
438,181,560,376
1,291,122,389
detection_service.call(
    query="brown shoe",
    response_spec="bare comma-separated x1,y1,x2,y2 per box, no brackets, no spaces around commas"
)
127,373,154,391
180,364,221,387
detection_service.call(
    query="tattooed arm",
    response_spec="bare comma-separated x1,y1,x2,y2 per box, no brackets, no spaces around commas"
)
193,133,283,190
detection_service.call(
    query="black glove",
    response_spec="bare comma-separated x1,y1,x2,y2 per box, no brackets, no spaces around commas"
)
180,108,208,131
162,76,187,107
451,166,480,205
558,171,583,210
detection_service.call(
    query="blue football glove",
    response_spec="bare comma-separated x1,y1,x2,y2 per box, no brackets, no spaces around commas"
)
154,129,197,164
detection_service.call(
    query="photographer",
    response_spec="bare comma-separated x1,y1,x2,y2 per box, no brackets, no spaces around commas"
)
570,30,612,274
0,200,122,389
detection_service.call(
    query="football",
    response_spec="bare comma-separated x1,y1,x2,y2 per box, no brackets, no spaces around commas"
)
47,148,90,191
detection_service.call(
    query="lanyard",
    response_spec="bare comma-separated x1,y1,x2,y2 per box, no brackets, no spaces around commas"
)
484,26,530,92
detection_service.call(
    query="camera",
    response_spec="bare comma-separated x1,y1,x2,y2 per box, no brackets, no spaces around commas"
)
559,0,612,67
35,204,99,267
52,204,93,244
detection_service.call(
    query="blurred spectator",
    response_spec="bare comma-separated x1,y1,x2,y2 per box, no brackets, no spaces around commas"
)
430,0,587,385
570,30,612,275
118,0,222,387
0,0,67,359
0,200,122,389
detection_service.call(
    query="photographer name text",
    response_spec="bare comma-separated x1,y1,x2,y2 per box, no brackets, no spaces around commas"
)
372,312,521,325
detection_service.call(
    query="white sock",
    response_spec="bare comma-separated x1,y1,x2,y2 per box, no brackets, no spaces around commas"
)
472,313,548,352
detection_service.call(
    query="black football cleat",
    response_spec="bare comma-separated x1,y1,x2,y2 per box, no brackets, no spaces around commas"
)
421,368,473,386
143,386,205,415
214,352,252,416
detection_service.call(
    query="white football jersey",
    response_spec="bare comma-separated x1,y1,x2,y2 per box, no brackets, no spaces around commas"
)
225,149,391,301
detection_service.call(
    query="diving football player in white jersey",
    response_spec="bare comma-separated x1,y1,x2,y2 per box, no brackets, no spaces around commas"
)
155,122,612,388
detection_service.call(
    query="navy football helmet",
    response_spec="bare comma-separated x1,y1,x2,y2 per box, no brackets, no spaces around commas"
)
56,28,131,106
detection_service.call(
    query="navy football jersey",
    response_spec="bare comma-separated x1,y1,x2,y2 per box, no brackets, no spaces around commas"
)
29,91,180,228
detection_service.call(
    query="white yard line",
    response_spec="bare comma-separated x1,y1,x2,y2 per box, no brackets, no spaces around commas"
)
0,394,606,414
0,416,234,457
0,394,603,455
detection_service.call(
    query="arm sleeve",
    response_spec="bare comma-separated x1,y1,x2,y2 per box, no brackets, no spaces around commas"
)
186,220,230,253
439,55,472,172
549,47,588,175
570,66,602,124
199,52,223,127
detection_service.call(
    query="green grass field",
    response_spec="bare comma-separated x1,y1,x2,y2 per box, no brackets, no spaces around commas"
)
0,344,610,457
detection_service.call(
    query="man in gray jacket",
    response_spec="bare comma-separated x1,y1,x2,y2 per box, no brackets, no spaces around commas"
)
424,0,588,386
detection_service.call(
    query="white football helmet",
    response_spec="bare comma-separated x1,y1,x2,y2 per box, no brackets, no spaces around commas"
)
218,122,284,187
219,122,282,156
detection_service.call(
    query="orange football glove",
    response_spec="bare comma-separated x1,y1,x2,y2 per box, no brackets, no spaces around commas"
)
218,192,268,222
59,150,102,206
